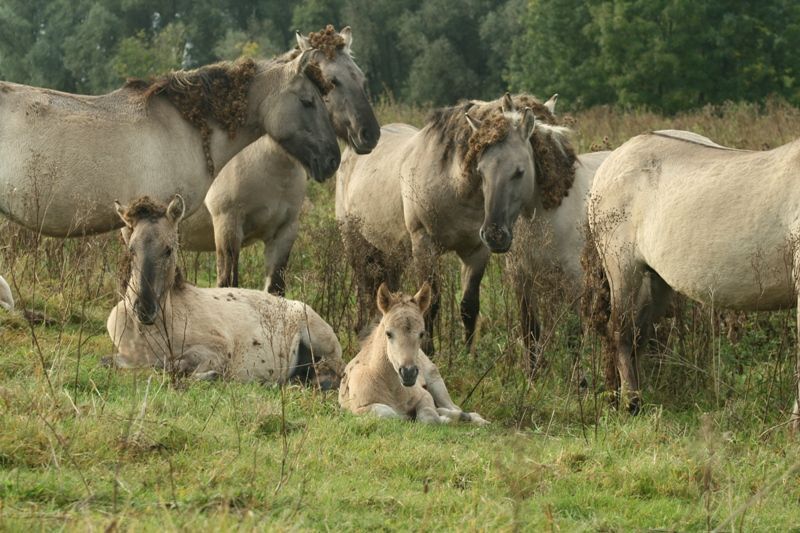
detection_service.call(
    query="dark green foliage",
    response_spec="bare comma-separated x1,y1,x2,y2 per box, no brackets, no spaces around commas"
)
0,0,798,111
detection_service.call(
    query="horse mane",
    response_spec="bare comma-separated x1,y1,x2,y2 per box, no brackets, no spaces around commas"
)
425,93,578,209
124,58,258,175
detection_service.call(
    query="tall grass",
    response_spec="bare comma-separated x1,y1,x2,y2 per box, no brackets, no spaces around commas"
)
2,100,800,529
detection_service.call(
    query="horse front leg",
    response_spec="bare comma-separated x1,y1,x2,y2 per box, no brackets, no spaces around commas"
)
457,245,490,350
793,251,800,433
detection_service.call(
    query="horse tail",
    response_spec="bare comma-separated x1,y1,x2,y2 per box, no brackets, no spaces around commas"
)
580,224,609,335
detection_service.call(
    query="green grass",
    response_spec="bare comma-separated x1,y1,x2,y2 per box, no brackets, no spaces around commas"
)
3,101,800,530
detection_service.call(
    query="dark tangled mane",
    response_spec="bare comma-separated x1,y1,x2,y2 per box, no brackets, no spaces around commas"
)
307,24,346,60
425,93,577,209
125,58,258,176
117,197,185,293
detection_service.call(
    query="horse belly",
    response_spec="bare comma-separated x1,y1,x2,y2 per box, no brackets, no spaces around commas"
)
0,111,209,236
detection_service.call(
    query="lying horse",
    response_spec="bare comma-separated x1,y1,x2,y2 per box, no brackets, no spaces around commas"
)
180,25,380,292
0,50,340,237
339,282,488,424
106,195,343,387
586,129,800,426
338,93,573,350
0,275,13,311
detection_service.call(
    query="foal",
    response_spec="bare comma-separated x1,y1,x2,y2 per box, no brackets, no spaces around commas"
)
339,282,488,424
106,195,343,387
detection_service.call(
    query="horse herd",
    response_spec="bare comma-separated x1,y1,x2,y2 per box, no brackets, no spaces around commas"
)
1,25,799,430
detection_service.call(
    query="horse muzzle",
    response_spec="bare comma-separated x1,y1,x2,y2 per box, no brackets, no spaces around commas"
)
348,126,380,155
480,224,513,253
399,365,419,387
310,152,341,183
133,300,158,326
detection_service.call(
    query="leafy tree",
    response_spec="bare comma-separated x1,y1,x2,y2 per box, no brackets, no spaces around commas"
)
113,22,187,80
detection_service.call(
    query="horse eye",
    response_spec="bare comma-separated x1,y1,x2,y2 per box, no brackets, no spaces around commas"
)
418,332,424,339
331,77,340,87
164,247,172,257
512,168,524,180
301,97,315,108
386,331,393,340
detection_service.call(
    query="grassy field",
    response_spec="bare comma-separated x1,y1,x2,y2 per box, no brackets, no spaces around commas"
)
2,100,800,531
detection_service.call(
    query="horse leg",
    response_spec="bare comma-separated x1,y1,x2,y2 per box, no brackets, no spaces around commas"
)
213,215,243,288
518,280,543,376
410,231,440,355
457,245,490,349
264,220,298,296
358,403,406,420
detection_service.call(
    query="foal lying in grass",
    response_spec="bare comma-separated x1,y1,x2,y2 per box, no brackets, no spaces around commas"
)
339,282,488,424
106,195,343,388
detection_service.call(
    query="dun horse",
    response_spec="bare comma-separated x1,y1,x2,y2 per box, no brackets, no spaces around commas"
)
0,51,340,237
106,195,343,387
509,149,610,373
0,275,12,311
180,25,380,291
586,130,800,428
337,93,574,351
339,282,488,424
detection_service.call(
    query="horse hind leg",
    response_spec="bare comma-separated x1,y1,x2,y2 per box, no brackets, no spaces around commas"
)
213,216,243,288
264,220,298,296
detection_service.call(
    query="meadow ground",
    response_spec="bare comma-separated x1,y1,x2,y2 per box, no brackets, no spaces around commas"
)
2,100,800,531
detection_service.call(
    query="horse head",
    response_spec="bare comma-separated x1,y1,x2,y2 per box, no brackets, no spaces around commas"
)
255,51,341,182
115,195,184,326
465,94,537,253
376,282,432,387
296,25,380,155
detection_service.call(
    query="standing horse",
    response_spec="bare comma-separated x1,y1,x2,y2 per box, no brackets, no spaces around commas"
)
0,51,340,237
179,25,380,291
339,282,488,424
509,150,610,373
337,93,575,351
585,130,800,427
106,195,343,387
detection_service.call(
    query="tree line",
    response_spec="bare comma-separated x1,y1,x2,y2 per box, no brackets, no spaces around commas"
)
1,0,798,113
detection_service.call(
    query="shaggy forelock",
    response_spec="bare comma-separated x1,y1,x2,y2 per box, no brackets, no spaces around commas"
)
123,196,166,223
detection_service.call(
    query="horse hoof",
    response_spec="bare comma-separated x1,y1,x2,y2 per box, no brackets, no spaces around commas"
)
100,356,115,368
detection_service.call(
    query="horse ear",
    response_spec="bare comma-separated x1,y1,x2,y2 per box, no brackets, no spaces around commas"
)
167,194,185,224
520,107,537,139
376,283,394,315
296,30,312,52
294,50,313,76
544,93,558,114
114,200,132,228
120,226,132,245
412,282,432,314
465,112,481,132
501,92,515,114
340,26,353,51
